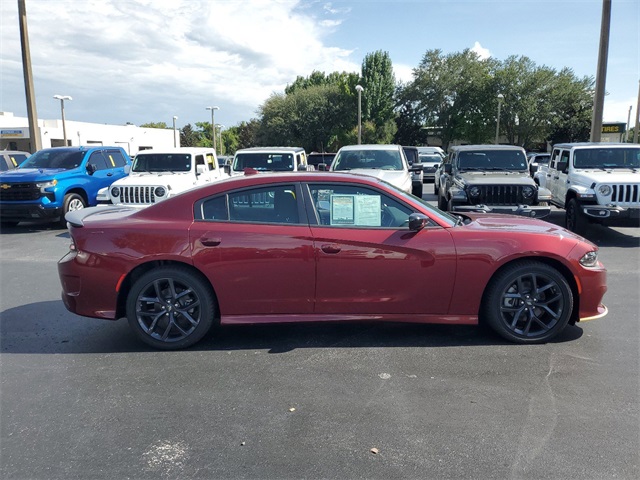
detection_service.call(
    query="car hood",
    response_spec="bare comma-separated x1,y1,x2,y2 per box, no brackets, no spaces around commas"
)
572,169,640,184
112,172,195,188
457,171,535,185
462,213,593,243
346,168,408,183
0,168,69,181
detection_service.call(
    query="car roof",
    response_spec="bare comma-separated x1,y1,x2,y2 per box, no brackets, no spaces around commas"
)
553,142,637,149
449,145,525,151
338,144,401,151
136,148,215,154
235,147,305,153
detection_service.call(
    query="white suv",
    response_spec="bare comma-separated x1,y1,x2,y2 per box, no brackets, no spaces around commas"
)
535,142,640,233
230,147,309,176
330,144,423,195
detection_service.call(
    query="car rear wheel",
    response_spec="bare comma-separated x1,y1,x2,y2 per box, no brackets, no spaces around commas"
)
433,182,439,196
412,183,423,198
126,266,216,350
438,192,447,211
482,261,573,343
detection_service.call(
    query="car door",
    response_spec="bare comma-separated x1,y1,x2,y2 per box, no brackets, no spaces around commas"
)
305,182,457,315
86,150,119,192
550,149,570,206
189,182,316,317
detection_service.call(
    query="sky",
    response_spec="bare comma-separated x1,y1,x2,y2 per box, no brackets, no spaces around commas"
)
1,0,638,131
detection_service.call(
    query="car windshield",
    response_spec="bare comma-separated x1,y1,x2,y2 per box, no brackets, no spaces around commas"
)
333,149,403,171
20,150,84,170
573,147,640,169
457,150,527,171
132,153,191,172
233,153,295,171
419,154,441,164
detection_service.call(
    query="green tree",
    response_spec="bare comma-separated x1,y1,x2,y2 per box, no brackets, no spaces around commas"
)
547,68,594,144
179,123,200,147
361,50,397,143
139,122,169,129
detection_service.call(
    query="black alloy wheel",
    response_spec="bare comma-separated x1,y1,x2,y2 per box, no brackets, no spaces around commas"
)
482,261,573,343
126,266,216,350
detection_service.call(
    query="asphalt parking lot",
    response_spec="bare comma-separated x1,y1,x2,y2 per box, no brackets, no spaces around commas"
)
1,187,638,479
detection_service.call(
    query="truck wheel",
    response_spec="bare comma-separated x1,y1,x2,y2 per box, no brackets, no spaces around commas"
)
438,192,447,211
412,183,423,198
565,198,588,235
434,182,439,196
60,193,86,227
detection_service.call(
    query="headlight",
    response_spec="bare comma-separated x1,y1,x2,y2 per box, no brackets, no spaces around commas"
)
155,186,166,197
110,187,120,197
36,179,57,191
468,186,481,198
522,186,534,198
579,250,599,267
597,184,612,196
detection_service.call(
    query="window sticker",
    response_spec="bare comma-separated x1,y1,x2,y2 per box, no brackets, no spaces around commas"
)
329,194,381,226
108,154,115,167
10,156,18,166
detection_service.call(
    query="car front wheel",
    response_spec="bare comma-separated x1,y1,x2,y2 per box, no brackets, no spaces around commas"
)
60,193,86,227
482,261,573,343
126,266,216,350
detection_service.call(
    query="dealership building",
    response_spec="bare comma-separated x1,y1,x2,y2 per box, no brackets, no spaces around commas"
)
0,111,177,155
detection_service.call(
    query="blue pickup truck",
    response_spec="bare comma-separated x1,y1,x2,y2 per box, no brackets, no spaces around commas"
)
0,146,131,227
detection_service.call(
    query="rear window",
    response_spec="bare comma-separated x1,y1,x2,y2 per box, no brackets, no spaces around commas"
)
233,153,294,172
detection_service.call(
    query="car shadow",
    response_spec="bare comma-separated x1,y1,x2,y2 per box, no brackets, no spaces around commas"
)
0,300,583,355
0,221,68,235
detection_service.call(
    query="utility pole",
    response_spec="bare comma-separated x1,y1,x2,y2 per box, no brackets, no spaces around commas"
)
633,80,640,144
18,0,42,152
589,0,611,143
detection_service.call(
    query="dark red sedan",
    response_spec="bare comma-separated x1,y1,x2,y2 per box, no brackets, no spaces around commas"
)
58,172,607,350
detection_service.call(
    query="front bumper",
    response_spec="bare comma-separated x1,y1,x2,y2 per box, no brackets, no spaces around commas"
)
582,205,640,225
452,204,551,218
0,203,62,221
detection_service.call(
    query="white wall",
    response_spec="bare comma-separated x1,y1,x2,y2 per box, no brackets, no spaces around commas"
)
0,112,178,155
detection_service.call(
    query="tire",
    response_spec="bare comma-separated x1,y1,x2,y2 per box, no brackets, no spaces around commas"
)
565,198,588,235
60,193,86,227
126,266,216,350
1,220,19,228
412,183,423,198
482,261,573,344
434,182,439,196
438,192,447,211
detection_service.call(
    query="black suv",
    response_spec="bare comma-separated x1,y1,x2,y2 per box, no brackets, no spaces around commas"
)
438,145,551,218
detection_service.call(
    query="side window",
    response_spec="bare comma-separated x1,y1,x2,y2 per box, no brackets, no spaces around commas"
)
200,195,228,221
88,151,109,171
195,155,205,169
104,150,127,167
206,153,216,170
559,150,570,172
229,184,299,224
308,184,414,228
550,149,560,169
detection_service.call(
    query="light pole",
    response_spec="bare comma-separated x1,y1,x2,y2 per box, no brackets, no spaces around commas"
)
216,124,224,155
206,106,219,153
355,85,364,144
172,116,178,147
53,95,72,146
495,93,504,145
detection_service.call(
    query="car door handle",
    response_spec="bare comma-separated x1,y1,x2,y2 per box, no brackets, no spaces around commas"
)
321,244,341,254
200,237,221,246
107,172,113,176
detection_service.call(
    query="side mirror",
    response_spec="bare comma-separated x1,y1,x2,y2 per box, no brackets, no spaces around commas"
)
196,164,207,175
86,163,97,175
124,164,131,174
410,163,423,173
444,163,452,174
318,163,328,171
223,164,231,175
408,213,429,231
557,161,568,173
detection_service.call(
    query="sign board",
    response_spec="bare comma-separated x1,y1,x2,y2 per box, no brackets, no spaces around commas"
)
601,123,626,134
0,129,25,138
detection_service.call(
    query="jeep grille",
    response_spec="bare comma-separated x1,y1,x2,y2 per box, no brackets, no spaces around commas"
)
0,183,42,201
611,184,640,206
115,186,157,205
474,185,533,205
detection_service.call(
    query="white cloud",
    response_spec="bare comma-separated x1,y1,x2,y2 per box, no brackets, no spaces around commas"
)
471,41,491,60
0,0,359,126
603,96,636,125
394,63,414,84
